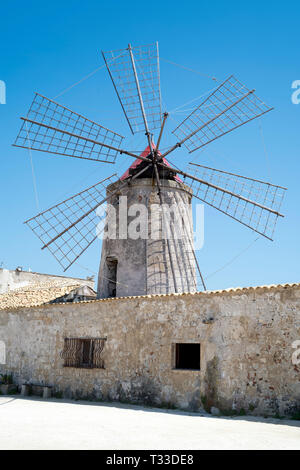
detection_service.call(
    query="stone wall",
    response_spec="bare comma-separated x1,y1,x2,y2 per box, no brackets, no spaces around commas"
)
0,283,299,417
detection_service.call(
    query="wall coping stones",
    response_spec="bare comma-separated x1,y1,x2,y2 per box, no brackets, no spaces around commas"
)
1,282,299,313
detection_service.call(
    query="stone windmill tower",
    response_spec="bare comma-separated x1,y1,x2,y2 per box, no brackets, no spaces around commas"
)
97,144,197,298
14,42,286,298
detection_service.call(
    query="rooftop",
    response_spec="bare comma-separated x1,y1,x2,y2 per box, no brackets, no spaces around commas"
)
0,278,94,310
0,267,93,282
0,282,299,311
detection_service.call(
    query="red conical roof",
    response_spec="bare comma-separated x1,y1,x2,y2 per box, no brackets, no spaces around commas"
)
120,143,182,183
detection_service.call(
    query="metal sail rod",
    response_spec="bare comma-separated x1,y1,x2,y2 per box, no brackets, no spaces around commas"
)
180,219,206,291
172,74,235,133
153,161,179,293
156,161,284,217
63,234,98,272
156,41,162,125
24,174,117,223
156,112,168,155
17,117,139,161
153,161,161,195
192,249,207,291
32,92,124,138
160,89,256,160
192,192,274,241
128,43,154,154
101,51,134,135
41,161,153,250
189,162,288,190
170,185,206,291
189,108,274,154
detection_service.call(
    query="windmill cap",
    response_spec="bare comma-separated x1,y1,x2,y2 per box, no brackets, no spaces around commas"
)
120,143,182,183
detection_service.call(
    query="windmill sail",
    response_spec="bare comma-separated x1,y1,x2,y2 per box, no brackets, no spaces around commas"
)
15,41,286,279
14,93,124,163
184,163,286,240
24,160,153,271
170,75,273,154
25,174,119,271
102,42,162,134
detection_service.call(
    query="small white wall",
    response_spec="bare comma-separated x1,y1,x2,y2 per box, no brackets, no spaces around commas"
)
0,269,94,294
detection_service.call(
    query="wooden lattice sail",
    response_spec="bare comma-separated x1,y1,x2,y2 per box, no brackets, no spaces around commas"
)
14,41,286,293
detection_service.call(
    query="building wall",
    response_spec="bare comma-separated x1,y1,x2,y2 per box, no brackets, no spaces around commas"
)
0,284,299,417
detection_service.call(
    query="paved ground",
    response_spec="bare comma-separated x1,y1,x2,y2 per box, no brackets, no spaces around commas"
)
0,396,299,450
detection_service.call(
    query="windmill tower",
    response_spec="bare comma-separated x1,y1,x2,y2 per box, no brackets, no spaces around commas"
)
97,144,197,298
13,42,287,298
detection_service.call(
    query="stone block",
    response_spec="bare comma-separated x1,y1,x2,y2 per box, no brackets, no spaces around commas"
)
43,386,52,399
21,384,29,396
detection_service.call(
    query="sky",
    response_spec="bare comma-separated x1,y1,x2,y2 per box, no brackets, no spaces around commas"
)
0,0,299,291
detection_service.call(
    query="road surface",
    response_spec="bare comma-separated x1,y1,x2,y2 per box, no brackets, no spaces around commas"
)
0,396,299,450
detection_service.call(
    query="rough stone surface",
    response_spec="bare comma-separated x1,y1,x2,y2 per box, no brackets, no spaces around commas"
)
98,178,196,298
43,387,52,399
21,384,29,396
0,271,94,310
0,283,299,417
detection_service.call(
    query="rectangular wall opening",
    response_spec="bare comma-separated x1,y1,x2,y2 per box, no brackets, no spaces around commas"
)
106,257,118,298
81,339,93,367
175,343,200,370
62,338,106,369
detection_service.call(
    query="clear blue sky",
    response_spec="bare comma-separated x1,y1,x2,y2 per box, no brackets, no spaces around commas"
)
0,0,299,290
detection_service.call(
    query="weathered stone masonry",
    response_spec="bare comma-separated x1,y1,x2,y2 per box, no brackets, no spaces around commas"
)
0,283,299,416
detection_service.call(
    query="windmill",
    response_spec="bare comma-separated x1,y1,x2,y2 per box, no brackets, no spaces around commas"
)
13,42,286,298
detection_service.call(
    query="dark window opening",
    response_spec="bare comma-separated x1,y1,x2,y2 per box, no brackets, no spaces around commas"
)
81,339,93,367
106,257,118,298
61,338,106,369
175,343,200,370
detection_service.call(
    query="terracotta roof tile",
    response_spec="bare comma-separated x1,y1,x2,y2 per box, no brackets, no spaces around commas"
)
1,282,299,311
0,279,91,310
